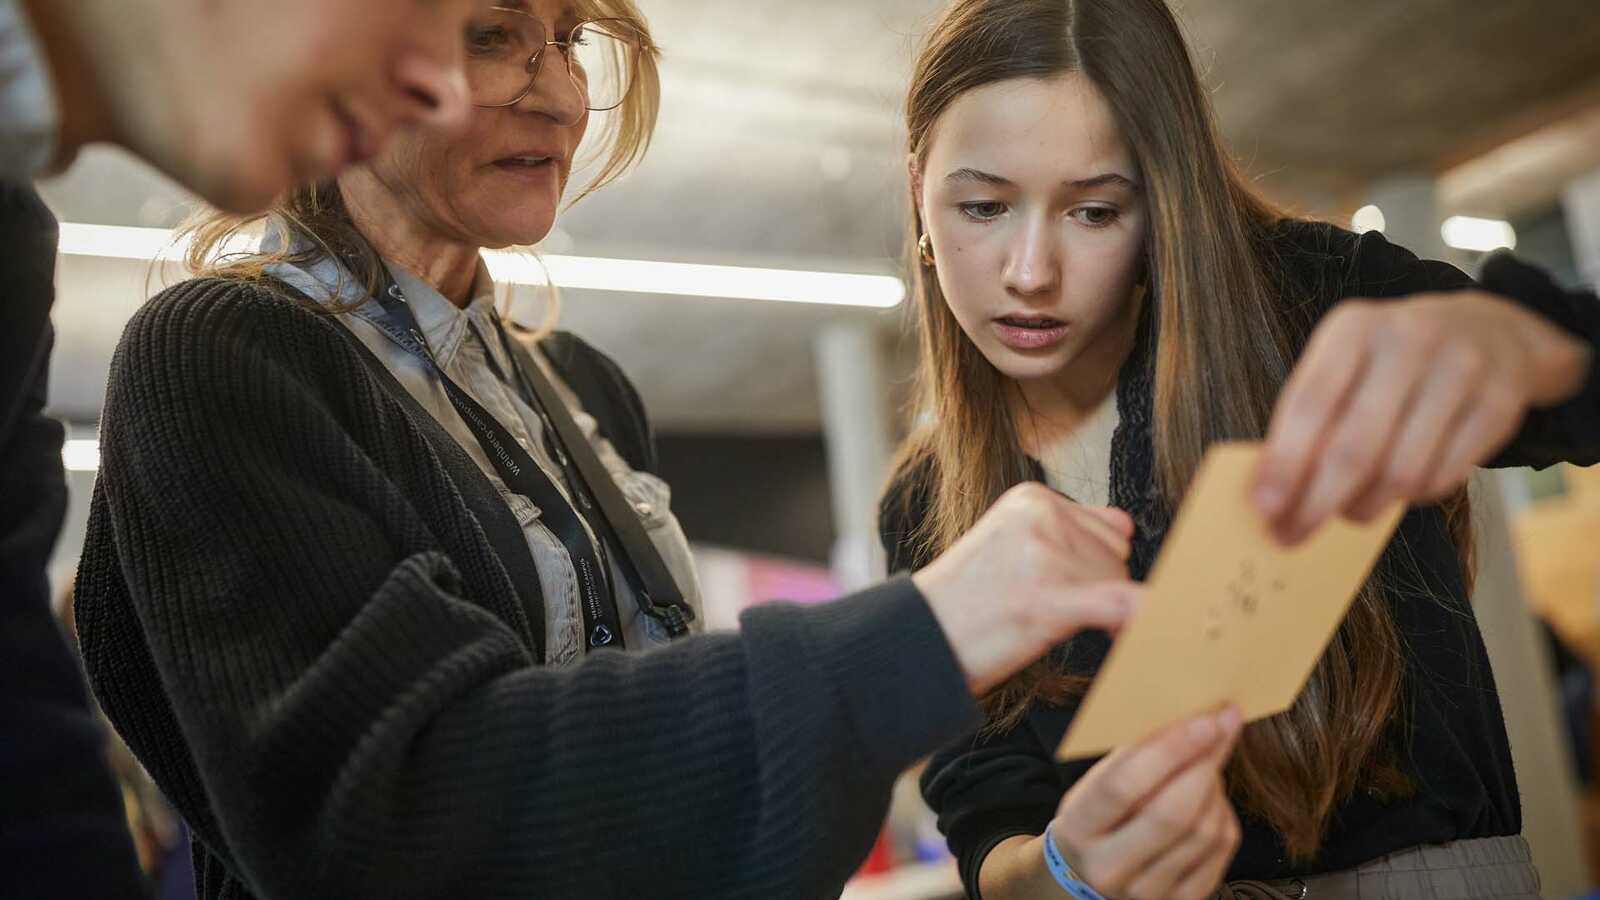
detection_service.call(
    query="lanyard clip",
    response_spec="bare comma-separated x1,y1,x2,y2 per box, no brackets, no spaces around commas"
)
407,328,436,361
640,591,693,638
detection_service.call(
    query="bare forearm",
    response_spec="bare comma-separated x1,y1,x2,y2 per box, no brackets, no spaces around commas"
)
978,834,1062,900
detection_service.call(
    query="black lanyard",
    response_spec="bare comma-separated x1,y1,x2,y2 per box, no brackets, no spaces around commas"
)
478,315,692,639
368,270,627,652
363,261,694,650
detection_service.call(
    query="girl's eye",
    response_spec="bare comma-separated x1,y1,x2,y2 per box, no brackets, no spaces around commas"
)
958,201,1007,222
1073,206,1120,228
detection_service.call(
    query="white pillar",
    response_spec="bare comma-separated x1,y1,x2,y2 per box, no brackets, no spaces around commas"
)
1472,472,1591,895
1560,167,1600,289
815,323,894,592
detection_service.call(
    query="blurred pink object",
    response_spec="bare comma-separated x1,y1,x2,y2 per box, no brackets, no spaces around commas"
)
746,556,839,605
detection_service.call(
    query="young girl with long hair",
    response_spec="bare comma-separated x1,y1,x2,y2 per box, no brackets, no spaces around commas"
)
883,1,1600,897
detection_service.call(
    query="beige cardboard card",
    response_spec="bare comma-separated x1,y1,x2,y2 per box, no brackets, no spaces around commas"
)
1056,441,1404,760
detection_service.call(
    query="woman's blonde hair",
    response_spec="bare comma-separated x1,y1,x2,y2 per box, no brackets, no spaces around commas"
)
178,0,661,330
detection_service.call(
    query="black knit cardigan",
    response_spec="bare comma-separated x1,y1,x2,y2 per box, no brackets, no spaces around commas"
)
76,276,980,900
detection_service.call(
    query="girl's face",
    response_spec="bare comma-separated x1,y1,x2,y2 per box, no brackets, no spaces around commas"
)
916,73,1148,387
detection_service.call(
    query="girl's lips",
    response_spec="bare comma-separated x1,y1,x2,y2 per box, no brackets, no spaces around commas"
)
992,317,1070,351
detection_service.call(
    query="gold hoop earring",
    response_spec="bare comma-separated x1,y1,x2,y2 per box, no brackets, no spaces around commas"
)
918,233,936,267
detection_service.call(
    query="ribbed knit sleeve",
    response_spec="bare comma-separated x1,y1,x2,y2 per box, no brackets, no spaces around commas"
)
1478,251,1600,468
77,278,979,900
1298,224,1600,469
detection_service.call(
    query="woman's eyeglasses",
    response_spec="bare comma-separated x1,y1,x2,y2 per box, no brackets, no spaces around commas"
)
466,7,645,112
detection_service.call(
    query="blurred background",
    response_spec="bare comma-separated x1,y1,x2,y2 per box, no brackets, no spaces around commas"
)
34,1,1600,898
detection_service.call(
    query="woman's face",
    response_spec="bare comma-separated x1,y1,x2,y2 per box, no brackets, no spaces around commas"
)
348,0,591,250
916,73,1148,386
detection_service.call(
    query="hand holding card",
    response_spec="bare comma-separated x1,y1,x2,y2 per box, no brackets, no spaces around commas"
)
1057,442,1405,760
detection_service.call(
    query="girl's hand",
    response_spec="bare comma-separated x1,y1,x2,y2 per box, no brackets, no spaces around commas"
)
1049,708,1244,900
1255,291,1590,544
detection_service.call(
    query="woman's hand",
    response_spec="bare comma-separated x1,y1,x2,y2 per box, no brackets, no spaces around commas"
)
1255,291,1592,544
1047,708,1243,900
915,483,1137,696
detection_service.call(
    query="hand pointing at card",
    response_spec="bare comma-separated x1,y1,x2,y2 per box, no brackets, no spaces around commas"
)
1253,290,1591,545
914,483,1139,695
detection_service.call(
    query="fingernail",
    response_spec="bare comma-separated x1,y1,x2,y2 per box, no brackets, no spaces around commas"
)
1218,706,1242,733
1188,716,1218,743
1279,518,1308,546
1253,483,1281,514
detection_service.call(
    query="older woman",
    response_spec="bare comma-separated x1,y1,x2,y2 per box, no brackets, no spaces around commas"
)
72,2,1152,898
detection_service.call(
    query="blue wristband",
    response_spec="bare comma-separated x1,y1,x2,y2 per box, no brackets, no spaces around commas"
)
1042,822,1110,900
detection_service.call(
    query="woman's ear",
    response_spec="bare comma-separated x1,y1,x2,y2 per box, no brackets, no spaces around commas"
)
908,152,925,228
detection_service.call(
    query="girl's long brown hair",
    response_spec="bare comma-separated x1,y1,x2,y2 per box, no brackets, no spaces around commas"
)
892,0,1474,861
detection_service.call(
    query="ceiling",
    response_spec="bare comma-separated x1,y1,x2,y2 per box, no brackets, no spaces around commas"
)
38,0,1600,433
1188,0,1600,212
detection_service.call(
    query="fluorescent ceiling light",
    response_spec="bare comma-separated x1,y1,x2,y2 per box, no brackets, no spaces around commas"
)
62,439,100,472
56,223,905,309
58,223,190,261
1441,216,1517,253
57,222,256,262
484,252,904,308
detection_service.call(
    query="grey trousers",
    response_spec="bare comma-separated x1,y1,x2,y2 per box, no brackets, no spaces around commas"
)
1214,836,1541,900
